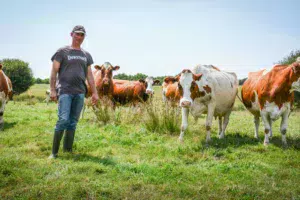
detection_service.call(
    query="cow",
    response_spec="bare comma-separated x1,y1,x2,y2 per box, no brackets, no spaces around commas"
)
112,79,150,106
0,63,13,129
176,65,238,143
81,62,120,118
162,76,180,105
241,58,300,146
86,62,120,106
144,76,160,96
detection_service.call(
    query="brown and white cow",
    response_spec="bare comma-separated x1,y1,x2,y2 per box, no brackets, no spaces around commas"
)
176,65,238,143
144,76,160,96
87,62,120,105
0,63,13,129
112,79,149,106
241,58,300,146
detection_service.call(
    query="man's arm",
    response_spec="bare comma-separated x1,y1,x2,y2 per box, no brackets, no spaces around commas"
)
50,60,60,102
86,66,99,105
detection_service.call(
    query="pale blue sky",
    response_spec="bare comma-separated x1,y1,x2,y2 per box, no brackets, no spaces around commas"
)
0,0,299,79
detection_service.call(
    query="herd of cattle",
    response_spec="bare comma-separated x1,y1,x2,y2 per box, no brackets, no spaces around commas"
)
1,58,300,146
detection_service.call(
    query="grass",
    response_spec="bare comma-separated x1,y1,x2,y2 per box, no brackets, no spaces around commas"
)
0,85,300,199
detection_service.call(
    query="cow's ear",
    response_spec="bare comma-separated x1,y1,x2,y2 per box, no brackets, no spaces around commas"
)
113,66,120,71
139,79,146,84
175,74,181,82
153,80,160,85
94,65,102,70
193,73,202,81
0,63,2,70
164,76,176,83
293,64,300,74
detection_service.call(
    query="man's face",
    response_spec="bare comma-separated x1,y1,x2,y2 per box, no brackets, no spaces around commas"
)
71,32,85,45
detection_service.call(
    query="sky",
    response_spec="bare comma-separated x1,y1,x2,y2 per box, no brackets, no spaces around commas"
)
0,0,299,79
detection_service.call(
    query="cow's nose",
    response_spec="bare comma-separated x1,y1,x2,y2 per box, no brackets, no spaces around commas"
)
181,101,191,107
146,90,153,95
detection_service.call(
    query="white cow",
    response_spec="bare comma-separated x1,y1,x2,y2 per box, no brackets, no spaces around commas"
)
144,76,160,96
178,65,238,143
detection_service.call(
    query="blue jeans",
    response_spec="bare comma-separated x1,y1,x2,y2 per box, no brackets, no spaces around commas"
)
55,93,85,132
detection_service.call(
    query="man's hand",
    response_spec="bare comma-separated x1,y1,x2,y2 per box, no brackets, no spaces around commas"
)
91,92,99,105
50,89,58,102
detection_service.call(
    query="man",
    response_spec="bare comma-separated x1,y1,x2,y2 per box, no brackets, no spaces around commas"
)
49,25,99,159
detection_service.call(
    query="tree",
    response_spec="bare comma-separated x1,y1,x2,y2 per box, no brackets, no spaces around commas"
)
35,78,43,84
277,50,300,106
1,58,34,94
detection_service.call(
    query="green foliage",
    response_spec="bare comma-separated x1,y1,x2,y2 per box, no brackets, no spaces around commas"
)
277,50,300,107
277,50,300,65
144,101,181,134
1,58,34,94
35,78,49,84
114,73,164,85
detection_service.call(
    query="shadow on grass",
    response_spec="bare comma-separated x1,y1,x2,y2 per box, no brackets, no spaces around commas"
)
200,132,300,150
64,153,117,166
200,132,260,149
2,121,17,131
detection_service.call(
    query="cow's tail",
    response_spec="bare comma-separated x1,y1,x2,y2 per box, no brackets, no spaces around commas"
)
236,92,243,103
236,87,245,105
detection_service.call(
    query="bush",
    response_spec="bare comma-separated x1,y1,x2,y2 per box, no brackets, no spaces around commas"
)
277,50,300,107
1,58,34,94
143,101,181,134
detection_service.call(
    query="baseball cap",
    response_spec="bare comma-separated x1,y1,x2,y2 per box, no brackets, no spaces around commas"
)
72,25,86,34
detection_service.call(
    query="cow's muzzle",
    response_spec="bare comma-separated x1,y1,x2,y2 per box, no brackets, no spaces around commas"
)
180,101,192,108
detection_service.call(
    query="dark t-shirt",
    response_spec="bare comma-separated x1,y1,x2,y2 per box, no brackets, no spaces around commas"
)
51,46,93,95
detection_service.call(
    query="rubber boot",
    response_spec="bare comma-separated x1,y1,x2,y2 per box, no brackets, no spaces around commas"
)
49,130,64,159
63,130,75,152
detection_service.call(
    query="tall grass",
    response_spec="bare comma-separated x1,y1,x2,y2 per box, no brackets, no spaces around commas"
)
144,100,181,134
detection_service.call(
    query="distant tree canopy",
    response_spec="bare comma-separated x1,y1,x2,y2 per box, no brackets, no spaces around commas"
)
277,50,300,106
1,58,34,94
239,78,247,86
277,50,300,65
114,73,164,85
34,78,49,84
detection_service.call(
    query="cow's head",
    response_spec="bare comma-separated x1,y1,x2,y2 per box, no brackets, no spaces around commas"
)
291,58,300,92
144,76,160,95
94,62,120,90
176,69,202,108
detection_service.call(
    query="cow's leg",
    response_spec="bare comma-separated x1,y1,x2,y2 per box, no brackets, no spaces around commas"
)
205,103,215,143
0,94,6,130
254,116,260,139
179,107,189,143
220,111,231,139
261,112,271,146
280,111,289,146
218,116,223,136
268,116,273,138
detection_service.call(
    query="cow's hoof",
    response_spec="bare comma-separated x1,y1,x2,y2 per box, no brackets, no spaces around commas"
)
263,141,269,146
178,138,184,144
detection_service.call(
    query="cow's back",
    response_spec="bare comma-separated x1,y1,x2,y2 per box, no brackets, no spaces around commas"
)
113,80,147,104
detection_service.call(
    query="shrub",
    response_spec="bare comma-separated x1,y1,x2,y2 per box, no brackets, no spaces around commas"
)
1,58,34,94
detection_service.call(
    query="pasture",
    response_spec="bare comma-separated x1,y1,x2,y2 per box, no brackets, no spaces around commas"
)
0,84,300,199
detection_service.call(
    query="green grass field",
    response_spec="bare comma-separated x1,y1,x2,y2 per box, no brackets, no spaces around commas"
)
0,84,300,199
